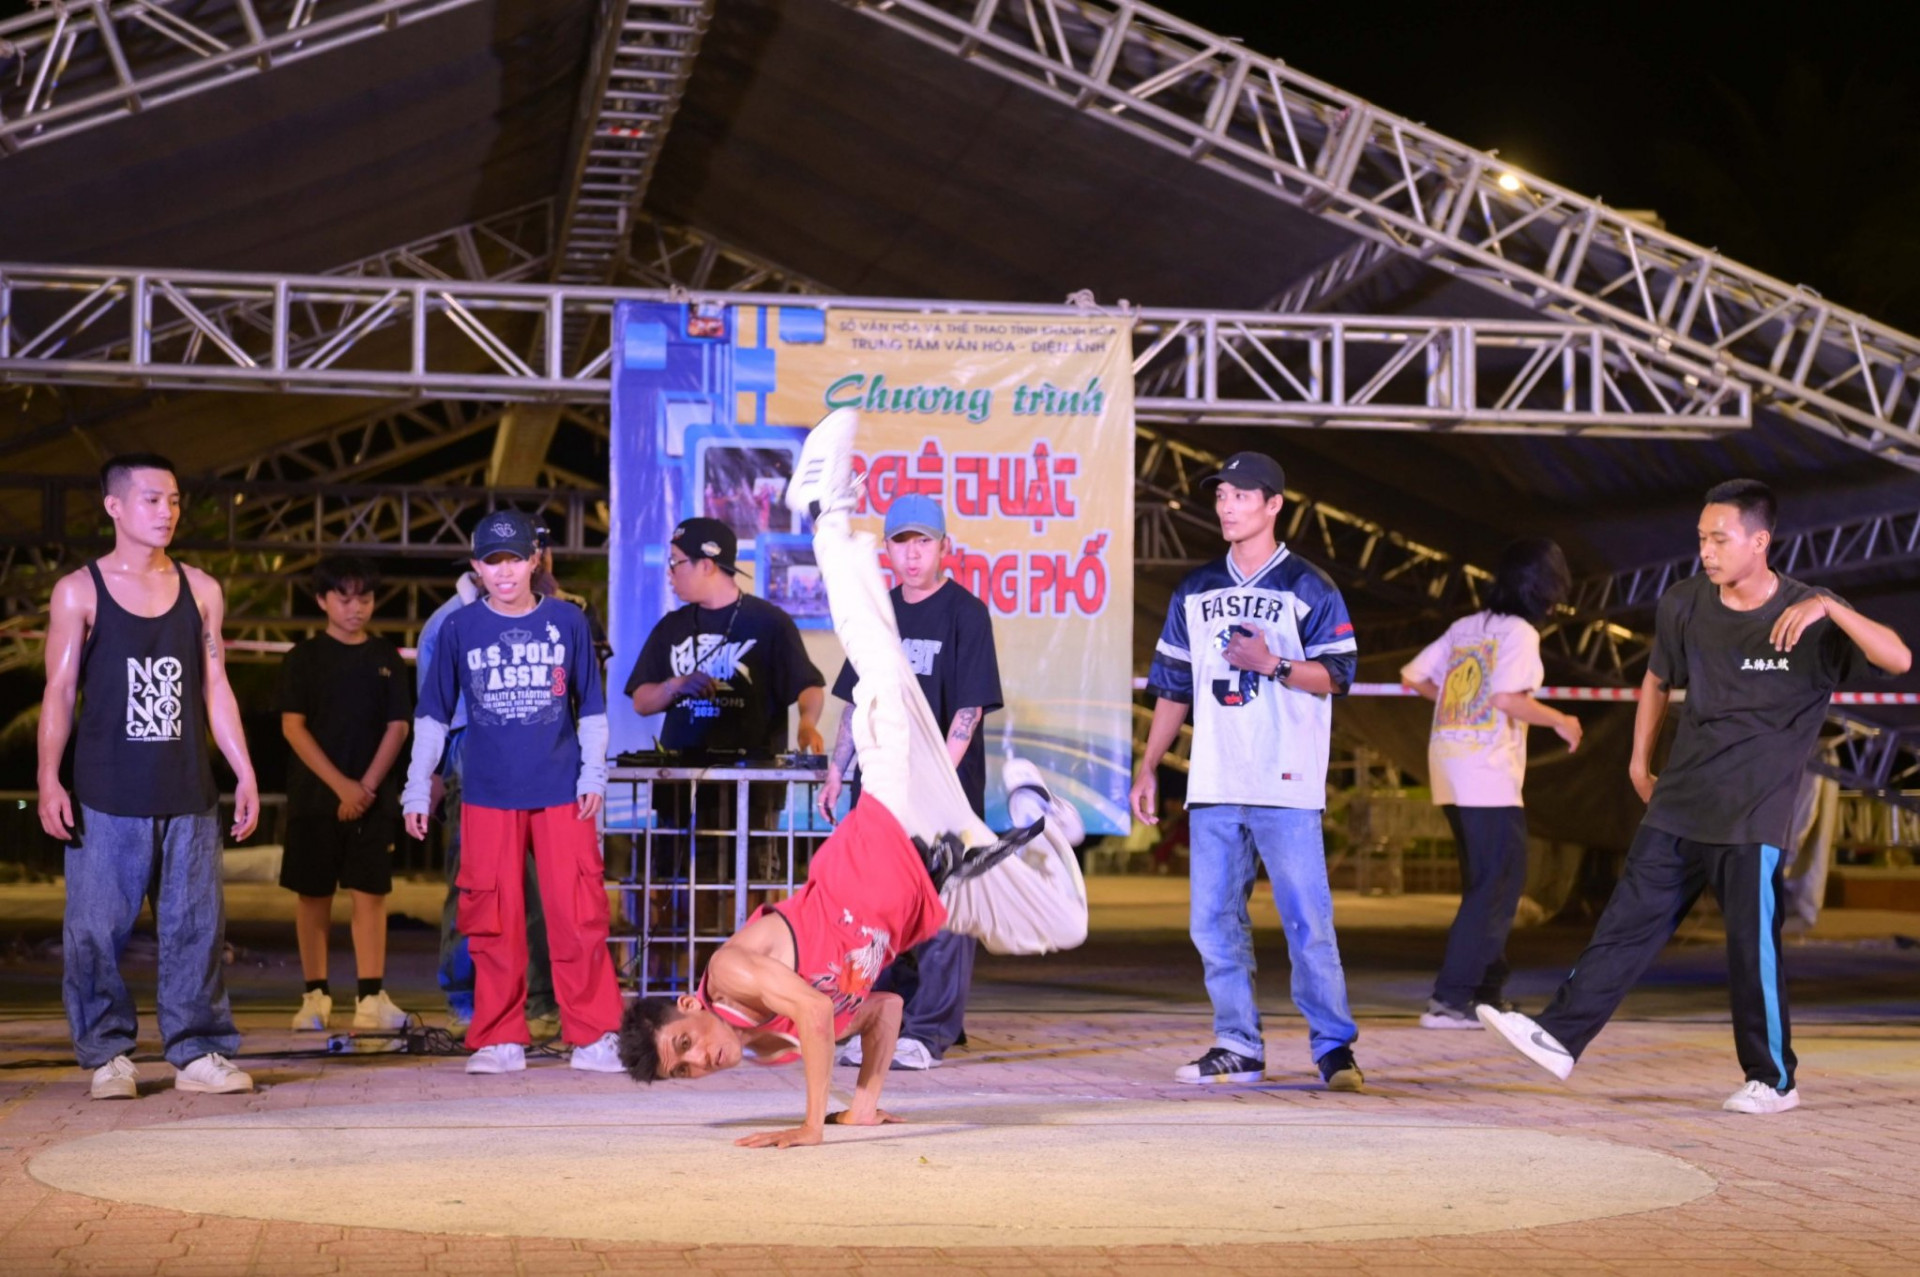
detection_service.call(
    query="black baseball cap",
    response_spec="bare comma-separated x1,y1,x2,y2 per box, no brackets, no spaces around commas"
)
1199,451,1286,497
671,516,743,576
472,509,539,560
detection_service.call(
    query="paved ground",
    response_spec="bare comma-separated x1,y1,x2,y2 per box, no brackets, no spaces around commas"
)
1,877,1917,1274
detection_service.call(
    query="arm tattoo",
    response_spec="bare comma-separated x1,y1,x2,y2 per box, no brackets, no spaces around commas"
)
947,706,982,744
830,705,858,771
204,626,220,662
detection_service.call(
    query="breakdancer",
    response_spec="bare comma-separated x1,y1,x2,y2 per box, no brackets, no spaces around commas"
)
618,408,1088,1147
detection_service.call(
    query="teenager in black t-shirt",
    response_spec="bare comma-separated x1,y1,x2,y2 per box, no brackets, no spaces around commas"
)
1480,480,1910,1114
626,517,824,755
819,495,1003,1069
278,557,413,1035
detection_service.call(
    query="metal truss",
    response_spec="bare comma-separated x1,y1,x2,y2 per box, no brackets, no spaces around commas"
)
553,1,714,286
1572,504,1920,617
841,0,1920,471
1130,312,1746,436
0,269,1748,434
0,0,485,155
216,398,510,482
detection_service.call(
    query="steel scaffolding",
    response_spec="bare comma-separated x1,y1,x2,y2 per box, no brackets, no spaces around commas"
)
0,0,485,155
840,0,1920,472
0,268,1748,433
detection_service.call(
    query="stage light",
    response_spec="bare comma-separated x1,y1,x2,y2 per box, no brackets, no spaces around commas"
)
1496,172,1523,193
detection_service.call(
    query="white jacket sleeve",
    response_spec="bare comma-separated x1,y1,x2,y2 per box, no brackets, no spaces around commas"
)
400,717,450,816
575,712,610,798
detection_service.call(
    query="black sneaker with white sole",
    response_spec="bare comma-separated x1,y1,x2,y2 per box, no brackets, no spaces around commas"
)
1318,1045,1365,1091
1173,1047,1266,1085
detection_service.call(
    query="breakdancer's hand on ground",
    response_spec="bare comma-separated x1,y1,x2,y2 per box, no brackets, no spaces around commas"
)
735,1123,825,1149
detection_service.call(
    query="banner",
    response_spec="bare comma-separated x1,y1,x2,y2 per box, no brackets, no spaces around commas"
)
609,301,1134,834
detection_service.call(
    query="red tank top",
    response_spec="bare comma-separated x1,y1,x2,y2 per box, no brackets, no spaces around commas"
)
698,795,947,1065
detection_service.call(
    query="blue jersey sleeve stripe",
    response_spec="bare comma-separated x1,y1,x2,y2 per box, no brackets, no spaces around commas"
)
1304,639,1359,657
1155,640,1192,663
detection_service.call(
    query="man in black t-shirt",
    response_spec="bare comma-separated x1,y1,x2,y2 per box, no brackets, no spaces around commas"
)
819,494,1003,1069
1480,480,1911,1114
278,557,413,1035
626,517,824,755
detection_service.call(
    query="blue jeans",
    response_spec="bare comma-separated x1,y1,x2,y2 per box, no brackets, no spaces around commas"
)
876,929,976,1057
1188,804,1357,1064
63,804,240,1069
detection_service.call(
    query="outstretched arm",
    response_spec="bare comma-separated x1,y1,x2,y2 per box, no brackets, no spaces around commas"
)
835,992,905,1129
1772,594,1913,675
194,574,258,839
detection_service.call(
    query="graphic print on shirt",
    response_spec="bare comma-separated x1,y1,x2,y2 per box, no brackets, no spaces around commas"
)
125,655,186,742
900,637,943,677
815,925,892,1019
464,625,569,727
668,632,758,722
1437,638,1499,733
1211,625,1264,707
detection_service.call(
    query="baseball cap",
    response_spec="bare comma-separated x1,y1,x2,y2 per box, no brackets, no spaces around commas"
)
472,509,539,560
671,516,741,575
1199,451,1286,496
884,493,946,541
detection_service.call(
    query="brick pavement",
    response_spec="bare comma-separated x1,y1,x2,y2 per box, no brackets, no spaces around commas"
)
1,889,1916,1275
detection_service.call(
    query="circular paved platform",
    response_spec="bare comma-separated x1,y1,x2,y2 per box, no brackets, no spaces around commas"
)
30,1092,1713,1246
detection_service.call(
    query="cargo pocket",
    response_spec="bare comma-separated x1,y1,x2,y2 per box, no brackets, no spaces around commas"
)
455,854,502,938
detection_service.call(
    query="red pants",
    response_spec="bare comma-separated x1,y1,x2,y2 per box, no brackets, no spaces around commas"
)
458,804,622,1049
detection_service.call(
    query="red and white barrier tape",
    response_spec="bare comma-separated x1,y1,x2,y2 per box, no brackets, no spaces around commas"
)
1129,676,1917,705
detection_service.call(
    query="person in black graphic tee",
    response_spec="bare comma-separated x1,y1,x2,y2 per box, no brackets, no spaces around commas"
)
819,494,1002,1070
278,556,413,1035
1480,479,1911,1115
38,454,261,1100
627,517,825,754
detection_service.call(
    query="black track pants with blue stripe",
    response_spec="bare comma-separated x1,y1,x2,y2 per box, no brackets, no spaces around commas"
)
1535,825,1796,1092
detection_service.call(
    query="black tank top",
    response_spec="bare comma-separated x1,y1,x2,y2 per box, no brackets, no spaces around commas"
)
73,562,218,817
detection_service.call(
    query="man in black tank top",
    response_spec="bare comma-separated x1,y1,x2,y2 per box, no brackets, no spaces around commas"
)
38,454,262,1101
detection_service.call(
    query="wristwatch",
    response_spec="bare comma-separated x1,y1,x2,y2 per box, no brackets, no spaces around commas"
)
1272,657,1293,683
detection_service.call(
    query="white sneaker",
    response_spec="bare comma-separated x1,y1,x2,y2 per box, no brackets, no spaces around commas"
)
465,1043,526,1075
1476,1004,1575,1081
1723,1080,1800,1114
90,1055,139,1101
890,1038,940,1070
569,1032,624,1074
174,1053,253,1094
352,990,408,1031
834,1038,863,1067
1419,1000,1482,1030
291,989,333,1031
784,407,859,519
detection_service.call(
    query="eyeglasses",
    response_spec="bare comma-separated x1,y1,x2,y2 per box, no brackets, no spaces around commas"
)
667,555,693,572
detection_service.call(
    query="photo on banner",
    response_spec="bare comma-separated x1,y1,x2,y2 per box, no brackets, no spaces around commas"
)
608,299,1135,834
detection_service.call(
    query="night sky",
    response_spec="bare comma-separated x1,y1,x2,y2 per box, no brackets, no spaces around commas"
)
1159,0,1920,333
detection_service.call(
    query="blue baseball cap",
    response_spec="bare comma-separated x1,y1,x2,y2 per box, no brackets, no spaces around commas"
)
884,494,946,541
472,508,539,560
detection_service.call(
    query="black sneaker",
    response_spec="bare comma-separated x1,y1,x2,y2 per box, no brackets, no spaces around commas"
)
1174,1047,1265,1085
1318,1046,1365,1092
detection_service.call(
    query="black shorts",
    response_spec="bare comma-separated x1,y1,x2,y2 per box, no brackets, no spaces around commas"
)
279,803,398,897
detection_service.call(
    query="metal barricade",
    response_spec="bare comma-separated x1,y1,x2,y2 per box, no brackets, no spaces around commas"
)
603,765,831,995
1346,792,1456,896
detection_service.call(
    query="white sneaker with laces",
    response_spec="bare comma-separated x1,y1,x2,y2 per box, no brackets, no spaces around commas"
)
784,407,859,519
1723,1080,1800,1114
90,1055,139,1101
834,1038,863,1067
569,1032,624,1073
352,990,408,1031
174,1053,253,1094
291,989,332,1031
465,1043,526,1075
1476,1004,1575,1081
891,1038,940,1070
